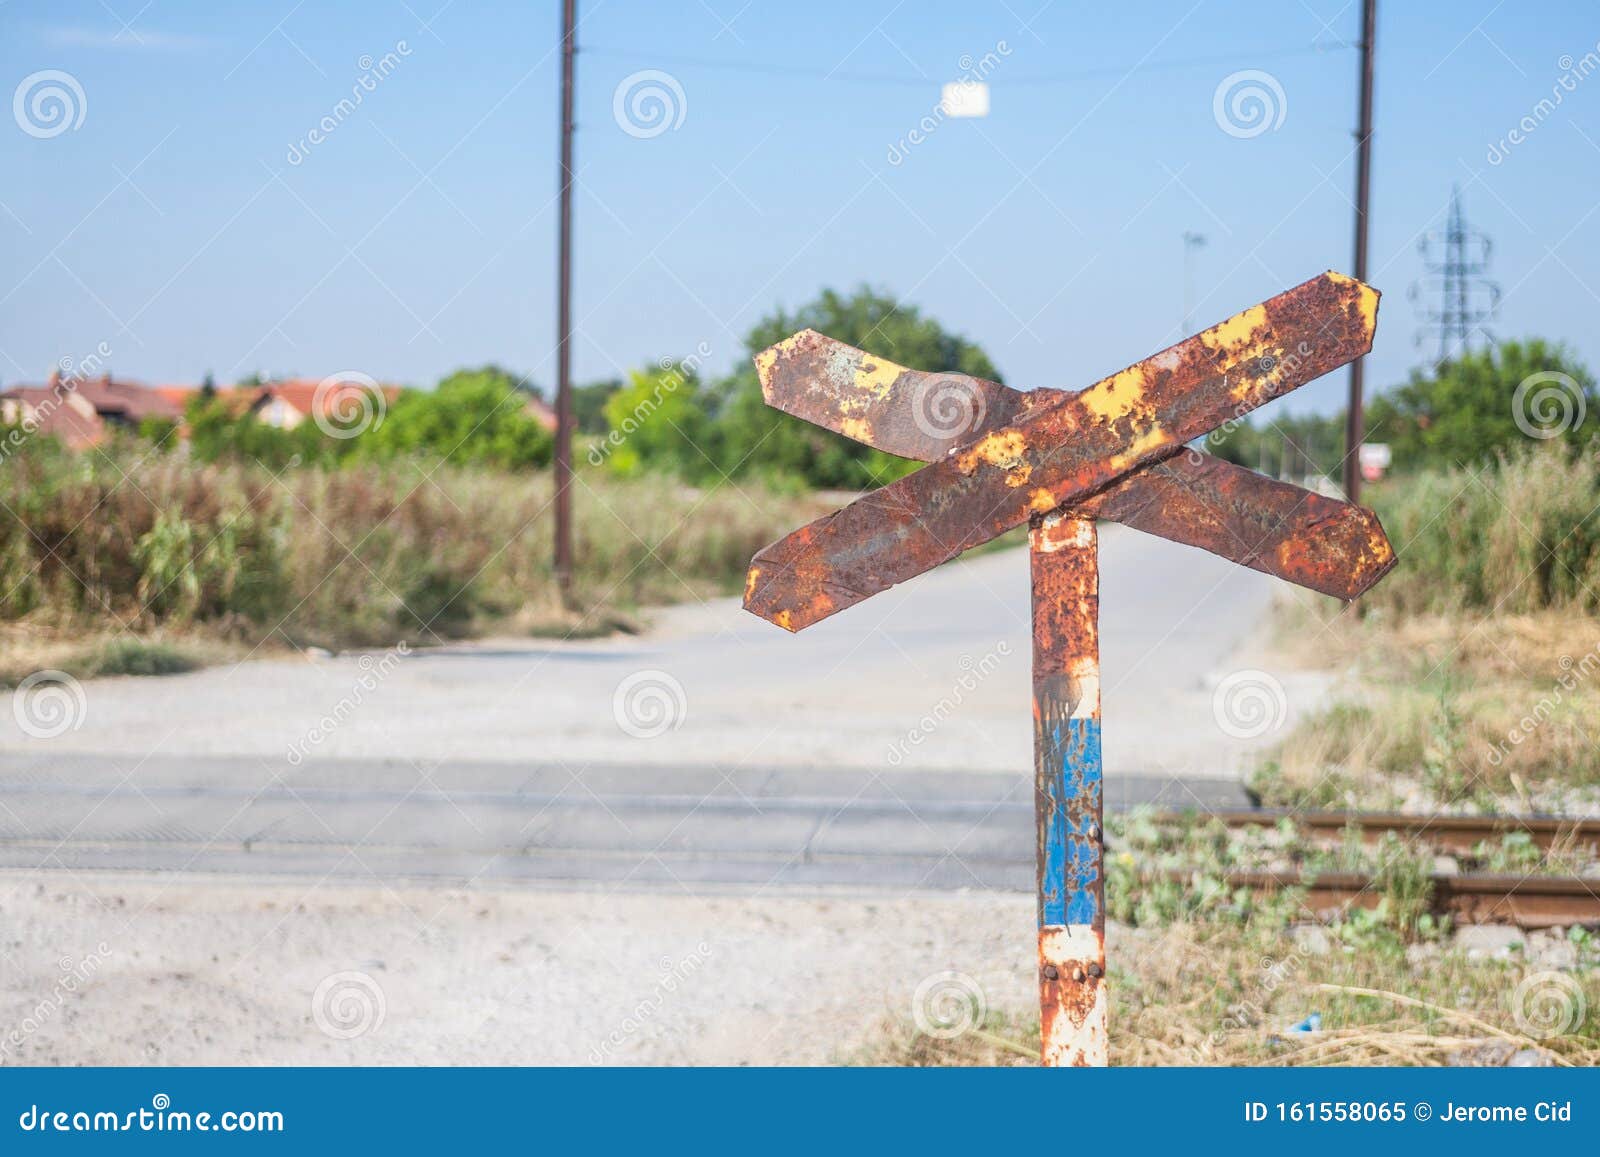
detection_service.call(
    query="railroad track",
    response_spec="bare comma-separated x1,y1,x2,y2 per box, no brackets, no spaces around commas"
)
1188,808,1600,856
1148,808,1600,928
1158,868,1600,929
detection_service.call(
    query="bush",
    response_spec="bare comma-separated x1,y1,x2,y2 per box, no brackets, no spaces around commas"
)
596,367,714,480
369,367,552,470
0,438,826,648
185,396,344,469
1367,339,1597,472
1364,441,1600,615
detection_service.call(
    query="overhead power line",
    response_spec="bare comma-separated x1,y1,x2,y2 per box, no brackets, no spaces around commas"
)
583,40,1352,88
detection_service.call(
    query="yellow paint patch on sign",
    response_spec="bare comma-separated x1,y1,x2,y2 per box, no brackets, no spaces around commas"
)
853,354,907,397
1104,423,1170,474
754,346,780,387
954,428,1029,475
1326,270,1381,336
755,330,816,392
841,416,873,443
1077,365,1156,427
1201,302,1269,357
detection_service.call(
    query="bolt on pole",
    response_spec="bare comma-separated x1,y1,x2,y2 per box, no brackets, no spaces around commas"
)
1030,511,1107,1066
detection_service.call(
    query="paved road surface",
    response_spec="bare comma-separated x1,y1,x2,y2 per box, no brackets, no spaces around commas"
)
0,528,1331,886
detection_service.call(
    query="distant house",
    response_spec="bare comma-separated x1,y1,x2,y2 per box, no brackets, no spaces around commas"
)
522,392,558,432
247,379,402,430
4,369,549,448
1,373,185,448
151,384,203,412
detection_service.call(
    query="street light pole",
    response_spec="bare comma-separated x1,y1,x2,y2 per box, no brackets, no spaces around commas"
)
554,0,577,600
1342,0,1376,504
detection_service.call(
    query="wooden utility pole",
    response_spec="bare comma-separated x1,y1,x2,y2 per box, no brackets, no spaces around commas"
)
554,0,577,598
1343,0,1377,503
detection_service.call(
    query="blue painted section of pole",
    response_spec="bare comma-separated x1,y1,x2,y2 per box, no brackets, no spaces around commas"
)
1040,718,1103,926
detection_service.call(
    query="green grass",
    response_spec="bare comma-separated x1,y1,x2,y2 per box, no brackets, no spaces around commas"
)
1361,440,1600,616
67,638,199,678
856,815,1600,1066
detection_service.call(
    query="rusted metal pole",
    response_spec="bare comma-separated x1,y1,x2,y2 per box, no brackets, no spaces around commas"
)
553,0,577,600
1030,510,1106,1066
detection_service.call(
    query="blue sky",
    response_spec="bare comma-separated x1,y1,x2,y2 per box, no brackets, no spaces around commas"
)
3,0,1598,415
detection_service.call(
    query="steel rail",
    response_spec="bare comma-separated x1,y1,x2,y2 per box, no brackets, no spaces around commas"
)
1153,809,1600,856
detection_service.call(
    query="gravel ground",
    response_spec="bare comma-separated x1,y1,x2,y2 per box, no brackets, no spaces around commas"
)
0,873,1036,1066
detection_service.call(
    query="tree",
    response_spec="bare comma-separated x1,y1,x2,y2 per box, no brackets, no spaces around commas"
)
596,366,713,480
712,286,1002,488
1205,411,1348,480
573,378,623,434
1366,340,1596,472
185,395,338,469
367,367,552,470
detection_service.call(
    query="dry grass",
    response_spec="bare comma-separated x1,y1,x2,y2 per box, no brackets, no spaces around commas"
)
1255,603,1600,814
858,809,1600,1067
858,918,1600,1067
0,624,254,688
0,439,833,675
1359,442,1600,617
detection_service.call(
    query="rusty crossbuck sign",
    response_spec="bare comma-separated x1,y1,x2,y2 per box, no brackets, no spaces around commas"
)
741,271,1399,1066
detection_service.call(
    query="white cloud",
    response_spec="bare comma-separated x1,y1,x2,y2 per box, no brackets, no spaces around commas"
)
40,26,219,53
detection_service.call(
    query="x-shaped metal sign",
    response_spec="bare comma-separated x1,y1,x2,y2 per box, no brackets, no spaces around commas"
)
741,271,1396,1065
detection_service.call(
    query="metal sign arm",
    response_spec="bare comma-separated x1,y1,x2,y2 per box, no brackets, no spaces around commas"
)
746,272,1379,632
757,337,1394,601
